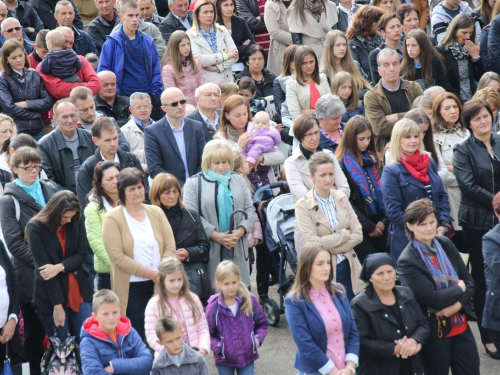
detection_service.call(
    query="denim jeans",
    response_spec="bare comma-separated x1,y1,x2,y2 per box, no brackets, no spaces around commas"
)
36,301,92,341
216,363,254,375
336,258,354,301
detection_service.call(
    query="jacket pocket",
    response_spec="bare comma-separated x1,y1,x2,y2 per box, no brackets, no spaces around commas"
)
219,336,225,358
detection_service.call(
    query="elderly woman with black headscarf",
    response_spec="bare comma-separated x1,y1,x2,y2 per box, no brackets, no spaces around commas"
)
350,253,429,375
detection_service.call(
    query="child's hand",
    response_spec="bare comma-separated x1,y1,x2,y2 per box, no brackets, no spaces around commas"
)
199,348,208,357
104,366,113,374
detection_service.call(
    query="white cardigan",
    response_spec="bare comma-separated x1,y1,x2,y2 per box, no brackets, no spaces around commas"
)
187,25,237,84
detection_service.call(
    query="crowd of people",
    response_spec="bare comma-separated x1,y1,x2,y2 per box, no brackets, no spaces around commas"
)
1,0,500,374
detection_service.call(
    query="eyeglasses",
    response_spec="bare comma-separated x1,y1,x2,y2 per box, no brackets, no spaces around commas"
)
17,164,41,172
162,100,187,107
303,131,320,140
56,113,78,121
134,105,151,110
4,26,22,33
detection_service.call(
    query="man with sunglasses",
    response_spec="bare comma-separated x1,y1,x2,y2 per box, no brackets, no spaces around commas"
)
144,87,206,185
0,17,33,55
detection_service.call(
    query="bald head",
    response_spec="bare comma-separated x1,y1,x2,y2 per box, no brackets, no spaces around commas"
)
423,86,446,101
161,87,184,104
1,18,22,42
0,3,8,23
98,71,117,101
161,88,186,121
57,26,74,49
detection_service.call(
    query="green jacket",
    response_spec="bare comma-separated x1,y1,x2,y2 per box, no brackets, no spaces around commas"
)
84,200,110,273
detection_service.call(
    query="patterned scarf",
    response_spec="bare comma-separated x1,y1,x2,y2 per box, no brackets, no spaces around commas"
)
319,125,343,145
355,33,384,54
413,238,465,327
200,25,218,54
14,177,46,207
226,124,242,143
343,150,385,216
304,0,325,22
400,150,430,184
449,42,469,61
204,169,234,232
438,122,462,134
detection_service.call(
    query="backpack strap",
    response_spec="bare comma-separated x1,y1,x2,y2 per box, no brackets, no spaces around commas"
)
10,195,20,221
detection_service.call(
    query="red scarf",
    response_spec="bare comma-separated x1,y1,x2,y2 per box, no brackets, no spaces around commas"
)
400,151,430,184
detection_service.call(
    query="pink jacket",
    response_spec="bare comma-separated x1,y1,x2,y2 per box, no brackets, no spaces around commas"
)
145,293,210,357
161,59,205,107
245,187,263,247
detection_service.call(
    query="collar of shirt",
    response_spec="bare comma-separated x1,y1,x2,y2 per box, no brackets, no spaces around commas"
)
314,189,335,209
173,13,191,29
168,118,185,133
100,152,120,164
199,110,219,130
309,284,329,300
381,79,401,92
338,4,353,14
133,116,153,130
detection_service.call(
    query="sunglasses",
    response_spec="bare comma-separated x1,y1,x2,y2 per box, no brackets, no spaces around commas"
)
162,99,187,107
4,26,22,33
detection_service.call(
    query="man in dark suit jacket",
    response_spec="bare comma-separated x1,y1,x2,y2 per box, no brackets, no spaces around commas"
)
144,87,206,185
186,83,221,142
158,0,192,44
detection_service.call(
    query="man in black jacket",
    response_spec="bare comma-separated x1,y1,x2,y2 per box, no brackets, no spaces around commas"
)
158,0,192,44
4,0,44,40
87,0,119,53
187,83,221,142
94,70,130,127
30,0,83,30
38,99,97,194
77,117,147,207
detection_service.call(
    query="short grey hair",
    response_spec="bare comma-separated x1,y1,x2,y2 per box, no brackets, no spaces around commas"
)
315,94,346,120
168,0,185,5
377,48,399,67
55,0,73,13
195,83,221,98
130,92,151,107
423,86,446,99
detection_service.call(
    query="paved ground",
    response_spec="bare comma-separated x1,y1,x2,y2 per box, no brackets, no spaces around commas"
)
205,270,500,374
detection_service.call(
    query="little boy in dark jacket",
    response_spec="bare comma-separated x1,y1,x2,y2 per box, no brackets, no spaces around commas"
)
151,316,209,375
80,290,153,375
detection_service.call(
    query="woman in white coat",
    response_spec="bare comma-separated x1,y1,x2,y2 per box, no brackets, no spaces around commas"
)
187,0,238,84
264,0,293,76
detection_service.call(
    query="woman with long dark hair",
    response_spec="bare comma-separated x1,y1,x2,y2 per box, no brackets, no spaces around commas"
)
84,161,120,291
335,116,389,264
27,191,93,340
401,29,447,91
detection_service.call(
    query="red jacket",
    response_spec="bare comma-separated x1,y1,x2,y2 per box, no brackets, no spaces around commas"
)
36,55,101,100
28,53,40,69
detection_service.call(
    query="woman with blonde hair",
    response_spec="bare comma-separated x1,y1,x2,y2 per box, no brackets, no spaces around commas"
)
381,118,451,261
187,0,238,84
161,31,205,107
285,243,360,374
321,30,371,99
412,95,433,122
149,173,210,300
477,71,500,92
183,140,255,287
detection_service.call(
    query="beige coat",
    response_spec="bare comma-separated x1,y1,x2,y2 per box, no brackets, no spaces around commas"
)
264,0,293,76
187,25,237,85
121,118,147,171
434,128,469,231
102,204,176,313
286,73,331,121
295,188,365,295
286,0,338,62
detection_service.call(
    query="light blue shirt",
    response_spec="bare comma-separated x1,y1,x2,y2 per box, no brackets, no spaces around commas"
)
174,14,192,30
168,117,189,182
199,110,219,132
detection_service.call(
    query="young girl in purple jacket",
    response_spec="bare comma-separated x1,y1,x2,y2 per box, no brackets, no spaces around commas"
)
205,261,268,375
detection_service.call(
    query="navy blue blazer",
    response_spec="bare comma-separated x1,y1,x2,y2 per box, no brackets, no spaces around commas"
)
381,158,451,262
285,289,360,373
144,116,206,185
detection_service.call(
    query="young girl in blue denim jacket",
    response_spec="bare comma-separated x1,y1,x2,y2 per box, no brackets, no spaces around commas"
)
332,72,365,124
205,261,268,375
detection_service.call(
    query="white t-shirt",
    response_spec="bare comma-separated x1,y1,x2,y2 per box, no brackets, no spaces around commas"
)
228,302,238,317
123,207,161,282
0,265,9,328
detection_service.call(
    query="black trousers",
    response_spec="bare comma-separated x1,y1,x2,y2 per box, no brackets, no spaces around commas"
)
354,229,390,266
255,241,270,297
421,326,480,375
462,227,491,344
20,303,45,375
127,280,154,339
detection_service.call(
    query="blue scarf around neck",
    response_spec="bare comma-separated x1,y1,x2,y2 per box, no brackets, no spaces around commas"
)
204,169,234,232
14,177,46,207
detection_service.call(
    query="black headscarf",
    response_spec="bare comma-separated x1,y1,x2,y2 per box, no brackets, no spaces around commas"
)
359,253,395,283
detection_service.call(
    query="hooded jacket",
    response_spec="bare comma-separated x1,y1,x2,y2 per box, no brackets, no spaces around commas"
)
80,316,153,375
431,1,480,42
151,344,209,375
98,27,163,101
205,292,268,367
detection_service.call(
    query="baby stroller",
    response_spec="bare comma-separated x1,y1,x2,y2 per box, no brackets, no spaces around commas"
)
253,182,297,327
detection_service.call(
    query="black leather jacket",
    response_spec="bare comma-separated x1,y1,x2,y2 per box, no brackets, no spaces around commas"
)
453,133,500,231
0,69,52,132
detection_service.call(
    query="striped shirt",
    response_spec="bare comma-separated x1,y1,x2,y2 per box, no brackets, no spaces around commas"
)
254,0,270,53
314,190,346,264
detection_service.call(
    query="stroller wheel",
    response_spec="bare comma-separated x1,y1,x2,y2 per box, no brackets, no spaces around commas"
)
263,298,281,327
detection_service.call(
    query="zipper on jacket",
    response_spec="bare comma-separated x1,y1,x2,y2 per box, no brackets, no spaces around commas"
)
492,161,496,228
